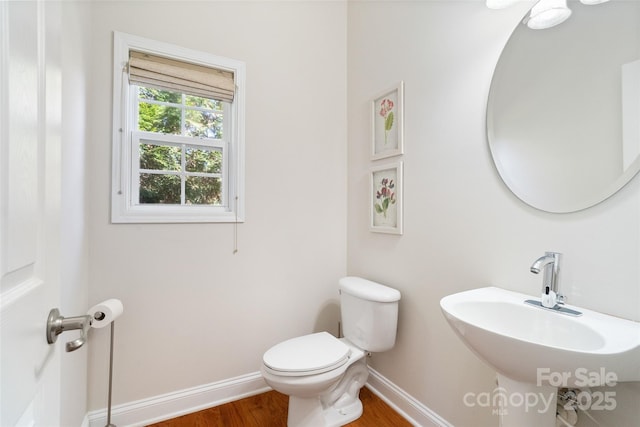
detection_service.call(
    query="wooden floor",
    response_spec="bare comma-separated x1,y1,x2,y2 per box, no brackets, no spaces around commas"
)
147,387,412,427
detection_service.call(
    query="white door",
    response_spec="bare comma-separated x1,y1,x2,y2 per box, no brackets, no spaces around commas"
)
1,1,63,425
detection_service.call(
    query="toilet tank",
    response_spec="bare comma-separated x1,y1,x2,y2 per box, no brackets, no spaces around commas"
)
339,277,401,352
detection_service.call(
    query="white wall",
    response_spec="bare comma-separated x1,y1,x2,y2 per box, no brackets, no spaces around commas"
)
85,0,347,411
347,1,640,427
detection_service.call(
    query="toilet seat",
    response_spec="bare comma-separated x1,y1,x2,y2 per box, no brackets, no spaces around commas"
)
263,332,351,377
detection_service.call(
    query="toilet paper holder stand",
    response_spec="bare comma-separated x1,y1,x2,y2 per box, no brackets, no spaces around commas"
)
46,308,93,352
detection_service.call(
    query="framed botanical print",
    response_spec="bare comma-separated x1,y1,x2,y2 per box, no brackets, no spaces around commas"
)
370,161,403,235
371,82,404,160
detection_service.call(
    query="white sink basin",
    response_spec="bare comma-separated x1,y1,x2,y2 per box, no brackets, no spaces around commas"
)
440,287,640,386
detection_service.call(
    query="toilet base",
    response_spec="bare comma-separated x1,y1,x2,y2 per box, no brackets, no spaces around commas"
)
286,357,369,427
323,398,363,427
287,395,363,427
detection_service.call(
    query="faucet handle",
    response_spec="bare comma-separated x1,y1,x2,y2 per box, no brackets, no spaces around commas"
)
556,293,566,305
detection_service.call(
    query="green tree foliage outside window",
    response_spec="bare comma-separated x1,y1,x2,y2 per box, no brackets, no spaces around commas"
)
137,87,224,205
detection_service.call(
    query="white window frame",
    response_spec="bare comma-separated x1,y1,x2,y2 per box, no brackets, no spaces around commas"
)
111,31,245,223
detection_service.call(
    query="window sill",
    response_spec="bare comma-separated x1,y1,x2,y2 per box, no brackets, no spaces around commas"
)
111,202,244,224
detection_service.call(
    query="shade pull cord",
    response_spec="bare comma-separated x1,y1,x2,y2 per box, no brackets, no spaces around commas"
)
233,195,239,254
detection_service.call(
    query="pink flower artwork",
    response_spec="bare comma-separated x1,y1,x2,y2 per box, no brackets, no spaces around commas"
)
379,99,395,145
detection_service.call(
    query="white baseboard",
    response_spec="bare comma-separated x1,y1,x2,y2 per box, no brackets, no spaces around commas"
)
86,368,450,427
366,367,454,427
87,372,270,427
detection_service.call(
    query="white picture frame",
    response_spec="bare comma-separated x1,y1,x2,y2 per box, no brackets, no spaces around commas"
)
370,161,403,235
371,81,404,160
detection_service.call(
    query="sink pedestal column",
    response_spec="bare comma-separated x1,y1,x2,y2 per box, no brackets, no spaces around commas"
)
496,374,557,427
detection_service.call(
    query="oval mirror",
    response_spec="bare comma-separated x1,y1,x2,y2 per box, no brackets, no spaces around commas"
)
487,0,640,213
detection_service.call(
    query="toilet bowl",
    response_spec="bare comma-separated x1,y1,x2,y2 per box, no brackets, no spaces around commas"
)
261,332,368,427
261,277,401,427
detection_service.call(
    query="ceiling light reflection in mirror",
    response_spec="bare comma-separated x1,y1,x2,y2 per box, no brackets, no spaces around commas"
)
487,0,611,29
526,0,572,29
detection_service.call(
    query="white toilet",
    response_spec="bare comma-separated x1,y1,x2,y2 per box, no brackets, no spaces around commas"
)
261,276,401,427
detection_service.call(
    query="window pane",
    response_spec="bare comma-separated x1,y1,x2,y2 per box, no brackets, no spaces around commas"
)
184,108,223,138
185,95,222,110
138,87,181,103
186,176,221,205
138,102,182,134
185,146,222,173
140,143,181,171
139,173,181,204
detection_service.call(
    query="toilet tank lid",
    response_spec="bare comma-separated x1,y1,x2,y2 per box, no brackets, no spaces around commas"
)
339,277,401,302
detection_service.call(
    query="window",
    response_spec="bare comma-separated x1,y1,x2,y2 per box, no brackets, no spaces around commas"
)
111,32,245,223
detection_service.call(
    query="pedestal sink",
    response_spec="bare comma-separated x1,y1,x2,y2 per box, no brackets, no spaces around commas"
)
440,287,640,427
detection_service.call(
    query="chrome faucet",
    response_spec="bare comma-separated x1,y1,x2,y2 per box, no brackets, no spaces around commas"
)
530,251,562,308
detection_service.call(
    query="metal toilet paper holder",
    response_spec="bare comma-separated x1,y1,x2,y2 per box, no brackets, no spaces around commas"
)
46,308,92,352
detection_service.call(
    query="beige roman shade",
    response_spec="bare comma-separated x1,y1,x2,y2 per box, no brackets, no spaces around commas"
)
128,50,235,102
